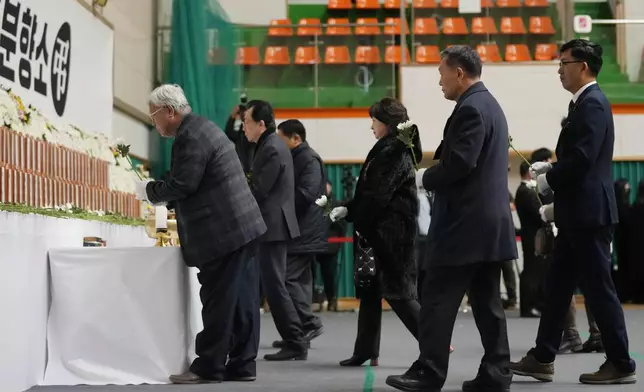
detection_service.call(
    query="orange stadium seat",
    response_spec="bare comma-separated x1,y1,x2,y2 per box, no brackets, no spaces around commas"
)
441,0,459,8
534,43,558,61
327,0,352,9
385,45,411,64
297,18,323,36
525,0,549,7
500,17,527,34
355,18,381,35
529,16,556,34
414,18,440,35
264,46,290,65
325,18,352,35
235,47,260,65
268,19,293,36
415,45,441,64
505,44,531,62
442,17,468,35
355,46,381,64
384,17,410,35
356,0,380,9
413,0,438,8
481,0,495,7
384,0,408,9
294,47,320,64
476,44,502,62
496,0,522,6
471,17,498,34
324,46,352,64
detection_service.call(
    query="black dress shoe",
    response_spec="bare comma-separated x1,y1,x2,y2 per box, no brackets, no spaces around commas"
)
558,335,583,354
339,356,379,367
224,369,256,382
169,371,222,384
462,378,510,392
573,337,605,353
272,339,310,349
264,348,307,361
386,363,440,392
304,325,324,342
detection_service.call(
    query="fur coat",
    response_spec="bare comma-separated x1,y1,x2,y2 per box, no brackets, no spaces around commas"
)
345,133,420,300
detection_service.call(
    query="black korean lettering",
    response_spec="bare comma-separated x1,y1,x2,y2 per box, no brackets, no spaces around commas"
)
33,22,48,96
51,22,71,116
18,7,34,89
0,0,21,82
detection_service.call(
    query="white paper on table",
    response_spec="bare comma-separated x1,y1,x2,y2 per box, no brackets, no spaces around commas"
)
44,246,190,385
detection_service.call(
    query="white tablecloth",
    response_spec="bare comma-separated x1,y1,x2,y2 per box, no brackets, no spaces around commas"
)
44,246,203,385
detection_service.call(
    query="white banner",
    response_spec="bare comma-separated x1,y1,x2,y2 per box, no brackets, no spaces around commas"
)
0,0,113,137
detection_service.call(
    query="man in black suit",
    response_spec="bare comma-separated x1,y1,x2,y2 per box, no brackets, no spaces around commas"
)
271,119,326,349
515,161,544,318
510,39,636,385
137,84,267,384
386,46,517,392
243,100,305,361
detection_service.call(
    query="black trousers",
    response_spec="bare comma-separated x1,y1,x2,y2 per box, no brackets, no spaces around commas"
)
259,241,307,350
189,240,260,380
352,285,420,358
533,226,635,373
312,252,338,302
417,262,511,390
501,260,517,302
287,254,322,332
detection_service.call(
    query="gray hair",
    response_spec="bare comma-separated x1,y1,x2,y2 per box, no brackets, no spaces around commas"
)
148,84,192,113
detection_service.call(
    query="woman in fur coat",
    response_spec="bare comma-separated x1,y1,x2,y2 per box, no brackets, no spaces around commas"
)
329,97,423,366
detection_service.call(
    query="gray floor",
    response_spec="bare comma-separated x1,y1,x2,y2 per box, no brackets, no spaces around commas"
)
28,308,643,392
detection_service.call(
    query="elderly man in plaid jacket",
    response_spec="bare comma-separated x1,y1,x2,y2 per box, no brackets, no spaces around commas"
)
137,84,267,384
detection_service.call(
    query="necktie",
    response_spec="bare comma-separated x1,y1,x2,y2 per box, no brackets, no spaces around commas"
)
568,100,575,114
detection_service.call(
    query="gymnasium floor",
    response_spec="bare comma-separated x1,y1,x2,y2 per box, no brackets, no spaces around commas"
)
28,307,643,392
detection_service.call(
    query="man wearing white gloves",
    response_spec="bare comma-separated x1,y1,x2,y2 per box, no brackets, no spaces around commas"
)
510,39,635,385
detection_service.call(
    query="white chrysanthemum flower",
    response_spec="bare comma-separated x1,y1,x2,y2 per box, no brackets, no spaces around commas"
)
315,195,328,207
397,120,414,130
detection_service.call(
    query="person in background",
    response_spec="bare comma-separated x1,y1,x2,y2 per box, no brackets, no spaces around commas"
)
514,161,543,318
613,178,632,302
271,119,327,350
511,39,636,384
627,180,644,303
243,100,306,361
139,84,267,384
313,180,345,312
224,103,255,173
502,189,518,310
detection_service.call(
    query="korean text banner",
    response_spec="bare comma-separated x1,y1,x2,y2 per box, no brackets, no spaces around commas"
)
0,0,114,137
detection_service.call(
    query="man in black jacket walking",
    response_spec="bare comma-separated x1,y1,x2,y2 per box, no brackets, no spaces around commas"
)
273,119,327,349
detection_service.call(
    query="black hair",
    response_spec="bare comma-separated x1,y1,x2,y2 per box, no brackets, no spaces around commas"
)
440,45,482,78
369,97,422,162
559,39,603,77
277,119,306,142
531,147,553,163
519,161,531,178
246,100,276,129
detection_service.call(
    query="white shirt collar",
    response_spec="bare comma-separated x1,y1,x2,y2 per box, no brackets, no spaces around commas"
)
572,81,597,103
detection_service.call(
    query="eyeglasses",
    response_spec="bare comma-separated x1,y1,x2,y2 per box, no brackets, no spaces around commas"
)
149,107,164,121
559,60,585,68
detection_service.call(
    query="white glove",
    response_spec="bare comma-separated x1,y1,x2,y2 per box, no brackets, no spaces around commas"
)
530,161,552,179
329,206,348,222
134,179,152,201
315,195,328,207
551,223,558,237
416,168,427,189
539,203,554,222
536,174,551,195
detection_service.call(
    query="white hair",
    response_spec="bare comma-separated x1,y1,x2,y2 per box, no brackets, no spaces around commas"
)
148,84,192,113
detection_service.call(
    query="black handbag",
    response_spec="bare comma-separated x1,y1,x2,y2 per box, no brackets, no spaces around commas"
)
535,223,556,257
354,231,377,288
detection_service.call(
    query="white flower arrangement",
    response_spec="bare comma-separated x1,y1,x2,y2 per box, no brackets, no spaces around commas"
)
396,120,414,132
396,120,419,169
0,86,142,194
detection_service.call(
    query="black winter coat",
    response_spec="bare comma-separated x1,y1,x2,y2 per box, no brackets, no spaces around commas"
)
345,134,420,300
288,142,328,254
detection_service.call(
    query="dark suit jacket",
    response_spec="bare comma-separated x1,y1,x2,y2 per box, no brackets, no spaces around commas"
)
250,129,300,243
422,82,517,266
288,142,327,254
515,181,542,260
146,113,267,267
546,84,618,229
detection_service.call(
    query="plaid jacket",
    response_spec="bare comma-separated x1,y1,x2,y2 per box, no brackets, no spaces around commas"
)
147,113,266,267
